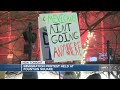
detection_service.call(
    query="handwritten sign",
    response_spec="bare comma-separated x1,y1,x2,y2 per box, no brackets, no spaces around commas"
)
39,12,83,62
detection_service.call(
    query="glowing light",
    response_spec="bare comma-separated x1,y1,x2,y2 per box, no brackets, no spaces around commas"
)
90,32,93,37
87,44,89,47
86,40,89,43
82,31,94,62
81,60,86,64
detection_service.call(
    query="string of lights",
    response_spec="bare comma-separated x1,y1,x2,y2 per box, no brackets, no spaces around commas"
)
81,31,94,64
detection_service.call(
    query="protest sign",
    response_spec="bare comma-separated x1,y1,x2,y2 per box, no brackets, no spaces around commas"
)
39,12,83,62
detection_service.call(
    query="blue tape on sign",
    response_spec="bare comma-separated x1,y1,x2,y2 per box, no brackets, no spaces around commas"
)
0,64,21,71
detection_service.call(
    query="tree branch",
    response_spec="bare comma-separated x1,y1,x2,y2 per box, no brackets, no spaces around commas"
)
84,11,92,32
80,11,119,36
111,71,119,79
80,25,120,30
0,33,22,47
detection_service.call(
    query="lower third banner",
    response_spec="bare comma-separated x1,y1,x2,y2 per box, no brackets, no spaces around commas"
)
21,64,100,71
0,64,119,71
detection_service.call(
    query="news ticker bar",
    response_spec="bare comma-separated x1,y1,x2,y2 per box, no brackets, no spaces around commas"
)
0,64,119,71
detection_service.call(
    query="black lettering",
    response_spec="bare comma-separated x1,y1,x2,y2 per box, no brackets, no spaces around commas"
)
62,23,72,32
51,35,58,44
58,34,63,43
62,32,70,42
53,23,63,33
50,25,56,34
69,34,73,40
73,32,79,39
66,23,72,31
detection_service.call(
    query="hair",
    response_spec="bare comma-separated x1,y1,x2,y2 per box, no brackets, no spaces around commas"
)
86,73,101,79
63,72,78,79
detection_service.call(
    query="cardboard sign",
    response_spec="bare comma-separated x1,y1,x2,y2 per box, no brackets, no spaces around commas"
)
39,12,83,62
